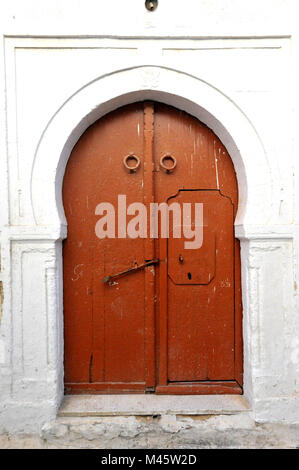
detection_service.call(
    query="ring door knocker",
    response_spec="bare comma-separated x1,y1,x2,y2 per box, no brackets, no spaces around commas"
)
123,154,141,173
159,154,177,173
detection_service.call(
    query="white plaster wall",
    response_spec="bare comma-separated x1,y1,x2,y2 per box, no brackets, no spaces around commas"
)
0,0,298,434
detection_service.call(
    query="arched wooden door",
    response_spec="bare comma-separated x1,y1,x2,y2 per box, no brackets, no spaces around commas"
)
63,102,243,394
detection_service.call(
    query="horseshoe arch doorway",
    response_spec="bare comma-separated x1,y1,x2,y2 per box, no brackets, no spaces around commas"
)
62,101,243,394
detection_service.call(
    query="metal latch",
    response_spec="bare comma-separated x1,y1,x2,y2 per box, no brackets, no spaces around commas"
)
103,258,159,284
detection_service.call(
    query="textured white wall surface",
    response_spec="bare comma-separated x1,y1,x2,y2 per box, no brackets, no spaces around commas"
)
0,0,299,435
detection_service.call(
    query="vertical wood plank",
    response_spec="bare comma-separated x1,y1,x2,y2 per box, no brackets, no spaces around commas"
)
143,101,156,388
157,237,168,385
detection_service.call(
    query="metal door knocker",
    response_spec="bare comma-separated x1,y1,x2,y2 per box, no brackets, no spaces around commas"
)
123,154,141,173
160,154,177,173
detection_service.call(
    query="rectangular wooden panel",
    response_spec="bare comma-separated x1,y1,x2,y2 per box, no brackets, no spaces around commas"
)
156,381,242,395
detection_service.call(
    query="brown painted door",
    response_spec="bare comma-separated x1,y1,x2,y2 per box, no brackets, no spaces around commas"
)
63,102,243,394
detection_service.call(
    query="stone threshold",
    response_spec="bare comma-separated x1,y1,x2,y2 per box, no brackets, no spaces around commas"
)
58,394,251,417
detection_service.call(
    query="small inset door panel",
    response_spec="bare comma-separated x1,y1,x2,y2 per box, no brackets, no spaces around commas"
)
168,191,216,285
164,190,236,384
